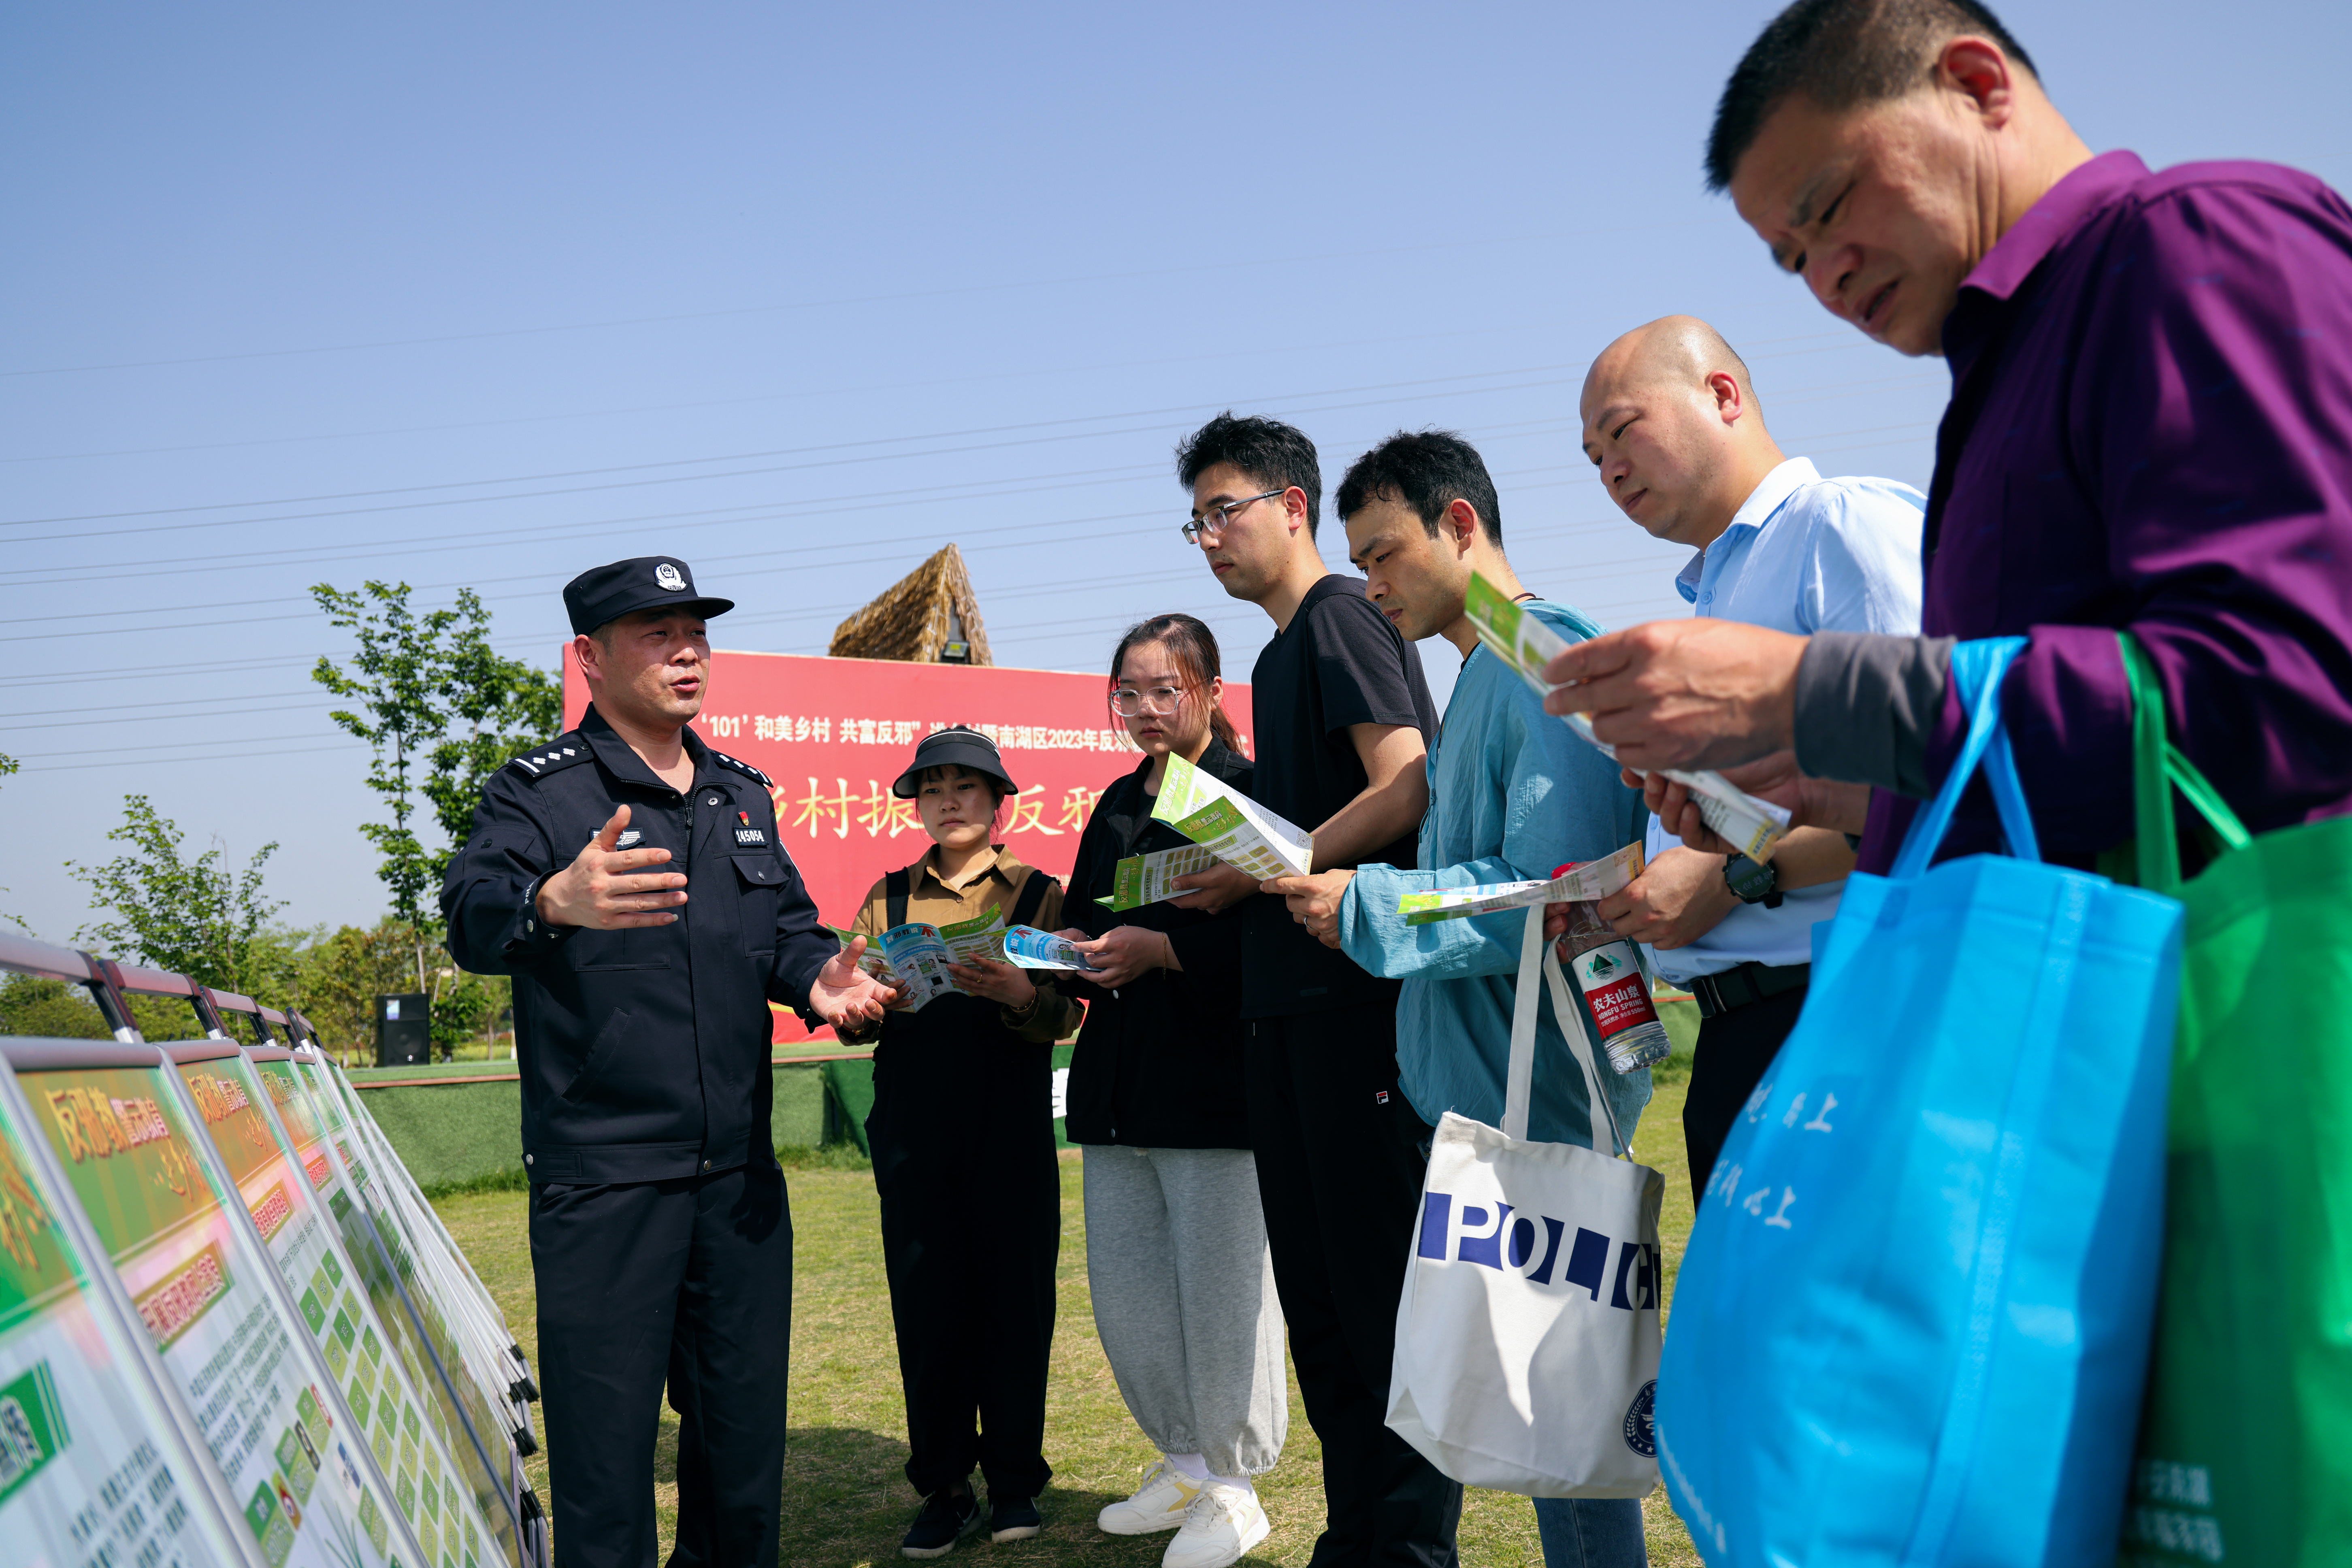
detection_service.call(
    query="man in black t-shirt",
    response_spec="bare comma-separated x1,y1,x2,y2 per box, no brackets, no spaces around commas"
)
1174,412,1458,1565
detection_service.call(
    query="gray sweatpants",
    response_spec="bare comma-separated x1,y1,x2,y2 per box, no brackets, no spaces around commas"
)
1082,1145,1289,1479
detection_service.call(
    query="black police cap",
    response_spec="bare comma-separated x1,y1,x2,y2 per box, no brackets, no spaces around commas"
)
891,725,1018,800
562,557,736,637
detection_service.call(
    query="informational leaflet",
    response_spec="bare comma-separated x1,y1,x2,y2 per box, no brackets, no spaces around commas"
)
22,1057,411,1568
0,1067,247,1568
859,910,1011,1012
1095,843,1220,910
1462,573,1792,862
1396,842,1647,925
1001,927,1099,972
1150,752,1314,880
286,1059,523,1568
247,1055,516,1568
827,926,902,989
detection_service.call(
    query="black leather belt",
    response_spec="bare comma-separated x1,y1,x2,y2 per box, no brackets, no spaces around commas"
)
1689,961,1811,1020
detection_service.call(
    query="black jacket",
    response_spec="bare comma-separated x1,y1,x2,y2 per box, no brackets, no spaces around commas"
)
439,705,835,1183
1059,739,1253,1149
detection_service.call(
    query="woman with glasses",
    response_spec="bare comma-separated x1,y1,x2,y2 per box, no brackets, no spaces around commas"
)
1054,614,1287,1568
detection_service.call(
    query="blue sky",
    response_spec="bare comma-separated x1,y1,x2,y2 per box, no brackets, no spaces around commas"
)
5,0,2346,941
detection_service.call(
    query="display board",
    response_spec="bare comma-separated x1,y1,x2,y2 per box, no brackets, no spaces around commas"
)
560,648,1256,1041
5,1042,418,1568
279,1051,532,1567
0,1060,251,1567
234,1047,520,1568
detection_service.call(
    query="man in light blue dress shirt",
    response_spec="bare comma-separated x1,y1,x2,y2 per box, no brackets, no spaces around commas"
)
1579,317,1923,1198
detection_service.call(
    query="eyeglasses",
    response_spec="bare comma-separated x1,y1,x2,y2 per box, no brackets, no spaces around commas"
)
1110,684,1189,718
1182,489,1285,545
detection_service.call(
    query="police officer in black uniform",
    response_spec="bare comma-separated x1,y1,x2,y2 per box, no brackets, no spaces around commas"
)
441,557,894,1568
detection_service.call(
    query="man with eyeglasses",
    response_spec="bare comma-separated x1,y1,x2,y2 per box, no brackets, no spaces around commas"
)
1175,412,1456,1566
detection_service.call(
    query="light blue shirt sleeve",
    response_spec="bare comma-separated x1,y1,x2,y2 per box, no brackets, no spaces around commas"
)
1792,479,1925,636
1336,675,1639,980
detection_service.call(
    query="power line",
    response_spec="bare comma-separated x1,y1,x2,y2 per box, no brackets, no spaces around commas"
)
12,729,374,761
0,315,1803,468
22,740,369,773
0,353,1927,573
2,415,1930,627
3,327,1906,533
2,697,341,731
4,360,1599,529
0,218,1719,380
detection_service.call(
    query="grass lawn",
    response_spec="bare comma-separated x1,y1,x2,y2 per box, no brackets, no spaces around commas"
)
433,1080,1704,1566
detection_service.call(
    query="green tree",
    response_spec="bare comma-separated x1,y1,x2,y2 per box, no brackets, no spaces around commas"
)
311,581,560,991
66,795,290,997
0,975,109,1038
1,752,26,933
426,599,563,851
288,917,512,1063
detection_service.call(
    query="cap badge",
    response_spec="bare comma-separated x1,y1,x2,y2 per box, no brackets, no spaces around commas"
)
654,562,686,591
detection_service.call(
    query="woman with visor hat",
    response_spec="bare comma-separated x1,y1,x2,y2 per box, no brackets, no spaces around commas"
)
835,724,1080,1558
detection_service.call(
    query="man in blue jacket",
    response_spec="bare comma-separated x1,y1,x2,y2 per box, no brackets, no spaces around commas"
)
441,556,893,1568
1265,432,1651,1567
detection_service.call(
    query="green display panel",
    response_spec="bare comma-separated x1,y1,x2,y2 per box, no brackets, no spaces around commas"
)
22,1056,413,1568
0,1067,249,1566
252,1054,517,1568
286,1056,524,1568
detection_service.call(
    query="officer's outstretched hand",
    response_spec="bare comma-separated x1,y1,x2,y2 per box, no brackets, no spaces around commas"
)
535,805,690,930
810,938,897,1028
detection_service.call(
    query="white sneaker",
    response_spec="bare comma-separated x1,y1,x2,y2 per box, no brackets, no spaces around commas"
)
1161,1481,1269,1568
1097,1457,1201,1536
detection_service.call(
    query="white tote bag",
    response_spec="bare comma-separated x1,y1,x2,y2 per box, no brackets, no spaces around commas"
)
1385,904,1665,1497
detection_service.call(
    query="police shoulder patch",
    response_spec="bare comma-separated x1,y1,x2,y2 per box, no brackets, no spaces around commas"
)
712,751,773,787
504,734,593,780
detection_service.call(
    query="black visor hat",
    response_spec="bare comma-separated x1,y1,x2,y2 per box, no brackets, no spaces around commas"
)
562,556,736,637
892,725,1017,800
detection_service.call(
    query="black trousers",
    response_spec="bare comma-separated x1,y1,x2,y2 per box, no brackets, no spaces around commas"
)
1246,1004,1463,1568
1681,985,1809,1202
530,1162,793,1568
867,1021,1061,1501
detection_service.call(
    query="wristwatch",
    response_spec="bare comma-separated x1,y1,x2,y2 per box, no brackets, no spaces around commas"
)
1722,853,1783,909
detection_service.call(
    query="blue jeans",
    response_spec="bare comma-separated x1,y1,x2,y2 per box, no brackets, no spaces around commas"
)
1532,1496,1647,1567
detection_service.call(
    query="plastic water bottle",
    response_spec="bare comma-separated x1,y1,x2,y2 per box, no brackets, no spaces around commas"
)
1569,939,1673,1074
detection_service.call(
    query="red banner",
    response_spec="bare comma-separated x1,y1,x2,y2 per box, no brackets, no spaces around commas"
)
561,648,1256,1041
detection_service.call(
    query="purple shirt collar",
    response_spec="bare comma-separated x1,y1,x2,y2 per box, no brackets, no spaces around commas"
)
1950,149,2151,309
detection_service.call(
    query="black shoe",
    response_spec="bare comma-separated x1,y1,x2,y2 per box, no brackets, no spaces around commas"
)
988,1495,1042,1542
901,1490,982,1559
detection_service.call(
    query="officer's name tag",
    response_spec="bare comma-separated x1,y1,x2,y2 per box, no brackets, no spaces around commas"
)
616,829,642,847
734,827,768,845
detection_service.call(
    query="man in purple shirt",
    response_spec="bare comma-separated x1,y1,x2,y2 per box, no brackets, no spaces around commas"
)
1537,0,2352,869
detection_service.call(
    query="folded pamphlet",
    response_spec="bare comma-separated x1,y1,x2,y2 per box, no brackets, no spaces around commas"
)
937,908,1009,966
1095,842,1222,910
1395,841,1647,926
829,924,901,986
1150,752,1314,880
831,908,1010,1011
1002,925,1099,971
1464,573,1792,862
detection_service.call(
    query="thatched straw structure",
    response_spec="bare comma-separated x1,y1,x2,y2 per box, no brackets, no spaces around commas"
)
827,544,993,665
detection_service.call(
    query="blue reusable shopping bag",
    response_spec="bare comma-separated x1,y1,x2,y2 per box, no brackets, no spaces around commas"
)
1655,638,2183,1567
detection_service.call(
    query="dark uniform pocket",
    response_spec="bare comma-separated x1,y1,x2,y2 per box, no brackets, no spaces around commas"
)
732,852,782,955
559,1007,633,1103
